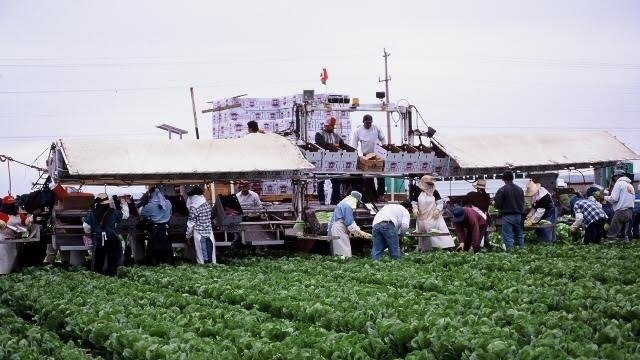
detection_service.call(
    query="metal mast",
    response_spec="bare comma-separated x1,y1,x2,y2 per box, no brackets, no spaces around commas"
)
378,48,391,144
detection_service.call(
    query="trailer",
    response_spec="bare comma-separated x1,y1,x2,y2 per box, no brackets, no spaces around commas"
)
46,133,315,264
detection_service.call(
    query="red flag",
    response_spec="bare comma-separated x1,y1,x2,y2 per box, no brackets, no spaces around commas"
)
320,68,328,85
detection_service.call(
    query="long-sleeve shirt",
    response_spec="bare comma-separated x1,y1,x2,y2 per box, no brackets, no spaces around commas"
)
467,190,491,214
330,200,356,227
236,191,262,209
315,130,343,147
83,208,124,237
494,182,525,215
571,199,608,227
453,207,487,252
140,190,172,223
351,125,385,155
372,204,410,235
604,177,635,211
187,195,213,237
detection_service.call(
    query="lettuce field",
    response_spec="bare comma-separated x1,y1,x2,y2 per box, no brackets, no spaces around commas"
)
1,243,640,359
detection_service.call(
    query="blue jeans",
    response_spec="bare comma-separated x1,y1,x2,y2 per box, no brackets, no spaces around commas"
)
502,214,524,250
372,222,402,260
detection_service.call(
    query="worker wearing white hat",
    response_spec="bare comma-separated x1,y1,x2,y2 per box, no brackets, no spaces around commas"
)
604,169,635,241
328,191,370,257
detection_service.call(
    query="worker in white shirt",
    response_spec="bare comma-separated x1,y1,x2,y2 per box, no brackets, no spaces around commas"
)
351,114,386,202
371,201,412,260
236,181,262,209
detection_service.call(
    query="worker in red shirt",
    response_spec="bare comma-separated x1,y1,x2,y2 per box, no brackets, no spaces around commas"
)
451,206,487,253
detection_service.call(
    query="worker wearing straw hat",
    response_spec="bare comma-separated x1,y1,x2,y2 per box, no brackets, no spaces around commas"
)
467,179,490,214
524,179,556,242
413,175,454,250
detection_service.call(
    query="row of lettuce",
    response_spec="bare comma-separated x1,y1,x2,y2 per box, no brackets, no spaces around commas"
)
0,305,92,359
1,244,639,359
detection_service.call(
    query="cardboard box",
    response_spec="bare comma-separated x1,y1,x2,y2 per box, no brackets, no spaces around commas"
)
357,154,385,171
433,156,450,175
299,143,323,170
338,143,357,172
277,180,292,194
262,181,279,195
398,144,420,172
375,144,403,172
316,144,341,172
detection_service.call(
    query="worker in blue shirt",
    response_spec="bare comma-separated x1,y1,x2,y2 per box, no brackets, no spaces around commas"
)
328,191,370,257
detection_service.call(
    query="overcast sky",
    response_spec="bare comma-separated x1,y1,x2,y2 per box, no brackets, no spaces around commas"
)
1,0,639,195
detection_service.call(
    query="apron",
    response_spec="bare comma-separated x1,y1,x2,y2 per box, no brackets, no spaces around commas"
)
416,192,454,249
329,221,352,257
193,231,216,264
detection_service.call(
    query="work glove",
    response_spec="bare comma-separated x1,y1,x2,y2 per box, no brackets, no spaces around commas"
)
347,222,362,234
354,230,372,239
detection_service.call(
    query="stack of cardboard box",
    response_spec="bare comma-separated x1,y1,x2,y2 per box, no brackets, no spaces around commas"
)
209,93,353,196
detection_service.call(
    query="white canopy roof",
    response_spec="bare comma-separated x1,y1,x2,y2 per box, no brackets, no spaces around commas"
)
431,131,638,174
51,133,314,184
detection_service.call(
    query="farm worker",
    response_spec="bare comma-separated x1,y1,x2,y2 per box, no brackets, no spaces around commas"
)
451,206,487,253
413,175,454,251
185,186,215,264
246,120,265,134
235,181,262,209
315,117,344,205
467,178,490,214
328,191,369,257
83,193,129,276
570,196,608,244
351,114,386,202
371,200,412,260
524,180,556,242
604,169,635,242
139,187,174,265
494,171,525,250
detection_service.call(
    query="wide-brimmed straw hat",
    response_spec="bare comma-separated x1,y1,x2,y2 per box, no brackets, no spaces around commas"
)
417,175,435,191
95,193,110,205
473,179,486,189
524,181,541,197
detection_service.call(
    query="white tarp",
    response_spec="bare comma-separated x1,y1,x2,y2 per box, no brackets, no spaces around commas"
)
53,133,314,184
431,131,638,172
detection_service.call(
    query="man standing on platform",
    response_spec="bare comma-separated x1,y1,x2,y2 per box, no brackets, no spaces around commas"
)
315,117,344,205
351,114,386,202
